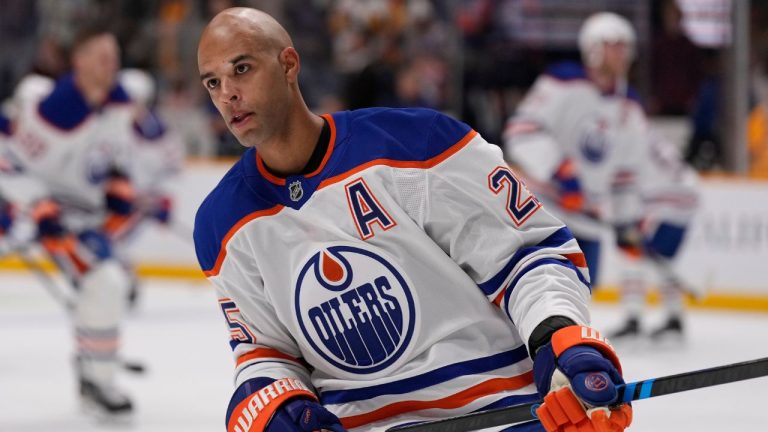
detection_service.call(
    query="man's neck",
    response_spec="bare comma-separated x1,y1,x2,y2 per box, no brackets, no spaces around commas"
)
588,68,618,94
258,109,325,177
74,74,109,107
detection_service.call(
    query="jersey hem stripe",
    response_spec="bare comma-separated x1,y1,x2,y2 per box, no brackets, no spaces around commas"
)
320,345,529,405
338,372,534,429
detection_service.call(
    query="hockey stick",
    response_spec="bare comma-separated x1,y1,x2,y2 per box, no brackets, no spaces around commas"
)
385,355,768,432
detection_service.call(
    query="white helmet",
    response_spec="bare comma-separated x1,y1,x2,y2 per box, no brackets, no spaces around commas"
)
578,12,636,68
119,68,156,107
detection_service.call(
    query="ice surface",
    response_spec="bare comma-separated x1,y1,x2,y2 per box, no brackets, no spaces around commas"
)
1,273,767,431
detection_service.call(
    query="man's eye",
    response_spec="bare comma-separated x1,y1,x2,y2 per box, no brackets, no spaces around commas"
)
235,64,250,74
205,79,219,90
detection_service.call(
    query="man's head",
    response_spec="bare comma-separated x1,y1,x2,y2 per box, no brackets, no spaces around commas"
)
197,7,301,148
70,27,120,99
578,12,635,79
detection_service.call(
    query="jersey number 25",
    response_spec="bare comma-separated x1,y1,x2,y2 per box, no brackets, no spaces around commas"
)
488,166,541,227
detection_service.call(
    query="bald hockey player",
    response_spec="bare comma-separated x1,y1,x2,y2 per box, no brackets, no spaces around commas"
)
194,7,632,432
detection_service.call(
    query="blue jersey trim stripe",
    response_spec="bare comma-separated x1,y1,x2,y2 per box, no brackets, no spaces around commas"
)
320,346,530,405
479,226,576,296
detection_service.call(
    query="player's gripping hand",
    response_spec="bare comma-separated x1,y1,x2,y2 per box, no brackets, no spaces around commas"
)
0,198,14,236
552,159,584,212
32,199,67,239
103,171,138,237
532,325,632,432
266,398,346,432
104,172,136,217
148,195,172,224
614,222,644,258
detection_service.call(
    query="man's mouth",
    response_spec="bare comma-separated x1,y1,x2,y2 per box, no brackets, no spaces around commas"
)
230,112,253,128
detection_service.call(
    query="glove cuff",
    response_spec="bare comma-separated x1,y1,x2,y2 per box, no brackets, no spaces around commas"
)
550,325,622,375
227,378,317,432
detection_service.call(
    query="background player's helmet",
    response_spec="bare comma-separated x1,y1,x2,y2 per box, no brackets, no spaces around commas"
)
120,68,156,107
578,12,636,68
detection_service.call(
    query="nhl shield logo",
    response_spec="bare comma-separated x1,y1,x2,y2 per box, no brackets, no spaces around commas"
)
289,180,304,202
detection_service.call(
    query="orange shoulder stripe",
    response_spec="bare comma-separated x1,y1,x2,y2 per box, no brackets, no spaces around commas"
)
318,129,478,190
204,205,284,277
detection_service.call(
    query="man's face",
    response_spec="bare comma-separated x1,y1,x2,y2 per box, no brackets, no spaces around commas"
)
198,28,291,148
601,41,631,78
73,34,120,93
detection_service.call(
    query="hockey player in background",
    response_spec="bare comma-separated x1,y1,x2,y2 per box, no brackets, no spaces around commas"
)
1,27,141,417
503,12,699,342
114,68,185,307
609,130,699,340
195,7,632,432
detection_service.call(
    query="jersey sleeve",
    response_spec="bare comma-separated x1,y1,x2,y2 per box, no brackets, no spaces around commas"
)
422,114,592,344
503,76,567,182
201,226,317,431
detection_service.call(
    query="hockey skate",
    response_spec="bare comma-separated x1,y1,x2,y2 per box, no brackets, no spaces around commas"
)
649,315,684,344
80,377,134,420
607,316,641,341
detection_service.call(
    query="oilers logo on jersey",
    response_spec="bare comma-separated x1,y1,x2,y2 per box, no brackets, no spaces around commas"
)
579,119,610,163
294,244,418,375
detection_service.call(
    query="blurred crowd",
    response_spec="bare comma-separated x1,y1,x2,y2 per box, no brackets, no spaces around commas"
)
1,0,768,176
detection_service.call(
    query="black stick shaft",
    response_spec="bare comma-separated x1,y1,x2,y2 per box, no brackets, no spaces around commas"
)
386,356,768,432
619,356,768,402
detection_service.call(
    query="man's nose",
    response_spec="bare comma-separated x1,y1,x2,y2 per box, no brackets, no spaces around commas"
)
219,80,240,104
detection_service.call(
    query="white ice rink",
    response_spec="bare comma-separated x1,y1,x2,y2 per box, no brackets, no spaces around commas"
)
2,273,767,432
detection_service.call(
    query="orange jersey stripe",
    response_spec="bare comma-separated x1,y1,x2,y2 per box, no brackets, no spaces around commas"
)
204,205,284,277
236,348,303,367
562,252,587,268
339,371,534,429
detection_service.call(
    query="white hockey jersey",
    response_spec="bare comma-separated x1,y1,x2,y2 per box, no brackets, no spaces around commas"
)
194,108,592,431
503,62,649,238
4,74,135,231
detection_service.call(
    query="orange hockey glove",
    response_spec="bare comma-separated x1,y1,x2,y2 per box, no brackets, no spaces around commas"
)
532,325,632,432
552,159,584,212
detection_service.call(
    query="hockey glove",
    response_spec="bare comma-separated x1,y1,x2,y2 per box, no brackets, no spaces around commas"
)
614,222,644,258
32,199,67,239
103,172,138,237
31,199,90,274
552,159,584,212
0,197,14,235
148,195,172,224
266,398,346,432
104,173,136,216
532,325,632,432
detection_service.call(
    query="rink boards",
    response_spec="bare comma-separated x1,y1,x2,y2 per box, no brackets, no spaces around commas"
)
1,160,767,311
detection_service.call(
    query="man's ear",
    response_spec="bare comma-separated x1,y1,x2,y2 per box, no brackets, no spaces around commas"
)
280,47,300,83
